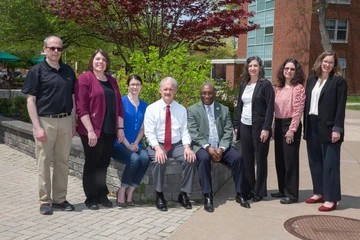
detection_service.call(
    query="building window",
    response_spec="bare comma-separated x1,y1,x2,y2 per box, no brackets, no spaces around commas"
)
339,58,346,78
264,60,272,81
326,19,348,42
328,0,350,4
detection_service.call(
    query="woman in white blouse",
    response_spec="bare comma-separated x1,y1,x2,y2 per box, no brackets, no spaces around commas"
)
303,51,347,211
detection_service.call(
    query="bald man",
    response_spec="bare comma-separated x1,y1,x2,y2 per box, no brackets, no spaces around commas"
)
187,83,250,212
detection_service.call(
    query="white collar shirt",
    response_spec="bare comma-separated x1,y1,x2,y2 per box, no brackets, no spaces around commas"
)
144,98,191,148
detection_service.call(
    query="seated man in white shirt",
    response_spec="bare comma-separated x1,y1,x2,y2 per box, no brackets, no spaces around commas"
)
144,77,196,211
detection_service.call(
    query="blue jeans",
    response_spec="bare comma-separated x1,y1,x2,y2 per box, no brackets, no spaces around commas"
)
112,145,150,188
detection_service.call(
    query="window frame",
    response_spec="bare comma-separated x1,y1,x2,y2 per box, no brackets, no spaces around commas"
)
326,19,349,43
328,0,350,4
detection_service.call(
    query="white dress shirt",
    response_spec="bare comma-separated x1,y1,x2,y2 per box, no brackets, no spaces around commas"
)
144,98,191,148
309,78,327,115
241,83,256,125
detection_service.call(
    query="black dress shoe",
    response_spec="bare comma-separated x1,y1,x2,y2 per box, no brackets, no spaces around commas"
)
243,192,254,201
178,192,192,209
155,195,168,211
86,203,99,210
203,193,214,212
99,198,113,208
271,192,286,198
280,197,298,204
252,196,263,202
236,194,251,208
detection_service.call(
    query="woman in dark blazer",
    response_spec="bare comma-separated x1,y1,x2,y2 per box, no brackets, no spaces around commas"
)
235,56,274,201
303,50,347,211
75,49,125,210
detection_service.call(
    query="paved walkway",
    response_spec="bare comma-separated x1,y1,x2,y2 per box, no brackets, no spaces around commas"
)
0,109,359,240
0,146,201,240
171,109,360,240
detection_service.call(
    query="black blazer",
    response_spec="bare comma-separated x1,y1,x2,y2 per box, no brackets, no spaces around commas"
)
303,74,347,143
235,79,275,140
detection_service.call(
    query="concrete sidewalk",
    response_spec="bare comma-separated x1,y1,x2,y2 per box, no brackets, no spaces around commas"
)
170,109,360,240
0,110,359,240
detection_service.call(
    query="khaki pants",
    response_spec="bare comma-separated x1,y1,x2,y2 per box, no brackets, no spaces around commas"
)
35,116,72,204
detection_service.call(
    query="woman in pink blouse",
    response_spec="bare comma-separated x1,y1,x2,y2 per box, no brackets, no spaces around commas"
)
272,58,305,204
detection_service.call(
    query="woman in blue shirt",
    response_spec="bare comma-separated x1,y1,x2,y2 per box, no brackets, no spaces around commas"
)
112,75,149,207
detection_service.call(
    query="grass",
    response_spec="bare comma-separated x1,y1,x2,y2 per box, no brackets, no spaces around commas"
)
347,96,360,103
346,105,360,111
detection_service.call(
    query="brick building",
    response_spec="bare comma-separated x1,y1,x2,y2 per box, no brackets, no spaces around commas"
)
214,0,359,94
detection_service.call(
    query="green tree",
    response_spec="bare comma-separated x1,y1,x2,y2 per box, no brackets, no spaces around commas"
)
46,0,258,72
116,46,213,106
0,0,117,72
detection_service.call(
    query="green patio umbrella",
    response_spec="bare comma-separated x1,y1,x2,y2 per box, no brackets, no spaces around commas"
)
0,51,21,71
29,55,46,65
0,51,21,62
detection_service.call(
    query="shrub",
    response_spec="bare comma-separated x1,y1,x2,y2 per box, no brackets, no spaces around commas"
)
115,46,213,107
0,96,30,122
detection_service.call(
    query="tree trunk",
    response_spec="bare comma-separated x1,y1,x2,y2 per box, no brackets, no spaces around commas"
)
317,0,332,51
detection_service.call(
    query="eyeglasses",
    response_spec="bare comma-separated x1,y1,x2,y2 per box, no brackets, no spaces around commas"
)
284,67,296,72
46,47,63,52
323,60,334,65
129,83,141,87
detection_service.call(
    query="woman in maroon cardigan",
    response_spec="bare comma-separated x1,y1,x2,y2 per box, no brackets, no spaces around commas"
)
75,49,124,210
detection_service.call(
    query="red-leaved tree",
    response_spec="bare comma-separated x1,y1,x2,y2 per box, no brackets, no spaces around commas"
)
45,0,258,70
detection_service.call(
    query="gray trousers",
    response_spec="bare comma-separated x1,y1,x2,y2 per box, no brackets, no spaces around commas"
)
147,141,196,194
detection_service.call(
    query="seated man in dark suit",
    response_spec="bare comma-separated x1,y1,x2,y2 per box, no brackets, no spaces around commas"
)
187,83,250,212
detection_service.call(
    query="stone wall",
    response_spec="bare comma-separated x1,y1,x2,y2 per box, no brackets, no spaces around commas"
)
0,115,232,201
0,89,25,98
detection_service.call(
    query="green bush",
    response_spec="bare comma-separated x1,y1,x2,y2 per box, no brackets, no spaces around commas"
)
0,96,30,122
115,46,213,107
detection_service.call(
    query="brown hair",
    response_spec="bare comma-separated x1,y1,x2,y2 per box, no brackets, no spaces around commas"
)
312,50,342,78
276,58,305,88
241,56,265,83
87,49,111,73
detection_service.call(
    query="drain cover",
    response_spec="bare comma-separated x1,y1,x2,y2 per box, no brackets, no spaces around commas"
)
284,215,360,240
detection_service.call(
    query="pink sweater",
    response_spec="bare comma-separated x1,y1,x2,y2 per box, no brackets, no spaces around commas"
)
274,84,305,132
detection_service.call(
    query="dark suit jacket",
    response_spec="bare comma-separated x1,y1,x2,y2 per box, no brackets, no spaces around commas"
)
303,74,347,143
187,101,233,154
235,79,275,140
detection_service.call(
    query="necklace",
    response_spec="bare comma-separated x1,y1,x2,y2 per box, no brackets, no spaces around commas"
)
128,94,139,106
96,75,107,82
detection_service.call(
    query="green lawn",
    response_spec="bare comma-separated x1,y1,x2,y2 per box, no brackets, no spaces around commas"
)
346,105,360,111
347,96,360,103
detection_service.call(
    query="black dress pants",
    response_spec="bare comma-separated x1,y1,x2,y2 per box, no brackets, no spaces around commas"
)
196,147,246,195
80,132,116,205
240,123,269,197
274,118,301,200
306,115,341,201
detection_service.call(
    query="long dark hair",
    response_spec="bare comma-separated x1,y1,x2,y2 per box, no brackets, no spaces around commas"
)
276,58,305,88
241,56,265,83
127,74,143,86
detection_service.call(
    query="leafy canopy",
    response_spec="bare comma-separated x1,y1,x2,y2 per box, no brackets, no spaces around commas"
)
46,0,258,69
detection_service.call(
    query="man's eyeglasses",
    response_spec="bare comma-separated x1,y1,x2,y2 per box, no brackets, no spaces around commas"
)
129,83,141,87
284,67,296,72
46,47,63,52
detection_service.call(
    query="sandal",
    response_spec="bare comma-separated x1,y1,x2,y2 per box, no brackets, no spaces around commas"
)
125,188,134,207
116,188,127,207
